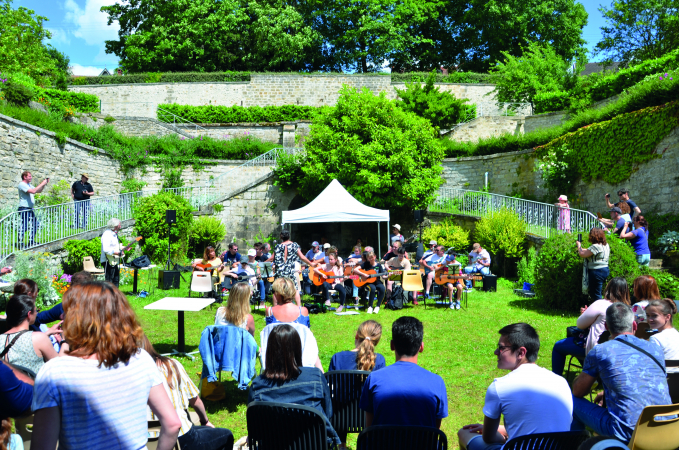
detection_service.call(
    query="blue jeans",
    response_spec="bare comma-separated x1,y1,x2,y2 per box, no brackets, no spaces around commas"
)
467,436,503,450
256,280,266,301
588,267,610,300
177,425,233,450
464,266,490,288
551,337,586,376
18,207,38,246
571,396,632,443
74,199,90,228
636,254,651,266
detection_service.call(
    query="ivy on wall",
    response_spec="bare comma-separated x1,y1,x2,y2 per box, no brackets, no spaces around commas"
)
159,103,324,123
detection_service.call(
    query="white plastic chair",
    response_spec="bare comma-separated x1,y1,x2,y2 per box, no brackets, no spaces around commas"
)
189,271,214,298
83,256,105,275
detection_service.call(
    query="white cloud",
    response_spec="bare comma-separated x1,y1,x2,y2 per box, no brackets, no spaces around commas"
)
70,64,106,76
63,0,120,46
46,28,71,46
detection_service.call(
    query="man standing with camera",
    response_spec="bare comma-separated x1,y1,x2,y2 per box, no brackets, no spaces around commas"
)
605,189,641,219
17,171,49,248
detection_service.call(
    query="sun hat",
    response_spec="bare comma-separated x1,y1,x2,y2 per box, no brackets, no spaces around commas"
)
558,195,568,201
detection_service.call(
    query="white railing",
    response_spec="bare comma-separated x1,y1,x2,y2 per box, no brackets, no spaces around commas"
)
430,188,602,239
476,102,533,117
157,106,207,135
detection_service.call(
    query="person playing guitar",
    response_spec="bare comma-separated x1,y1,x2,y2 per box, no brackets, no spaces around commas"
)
419,245,446,301
192,246,222,289
313,253,349,312
384,246,410,303
441,250,465,310
353,251,388,315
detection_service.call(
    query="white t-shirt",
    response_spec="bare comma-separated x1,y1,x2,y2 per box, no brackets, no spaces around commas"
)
483,363,573,446
260,322,319,369
650,328,679,361
17,181,34,208
33,350,164,450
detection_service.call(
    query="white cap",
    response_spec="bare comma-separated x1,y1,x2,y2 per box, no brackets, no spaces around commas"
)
247,249,256,256
323,243,331,249
393,224,401,230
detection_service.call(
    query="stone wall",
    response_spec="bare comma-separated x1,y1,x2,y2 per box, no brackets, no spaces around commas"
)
447,116,526,143
524,111,569,134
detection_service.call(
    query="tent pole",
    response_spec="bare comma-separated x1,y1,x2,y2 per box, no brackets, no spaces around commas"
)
378,223,381,257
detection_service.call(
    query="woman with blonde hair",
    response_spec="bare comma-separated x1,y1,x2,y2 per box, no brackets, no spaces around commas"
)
214,282,255,336
329,320,386,372
265,277,310,328
31,281,181,450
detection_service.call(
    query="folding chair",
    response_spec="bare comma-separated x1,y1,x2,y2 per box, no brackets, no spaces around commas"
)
247,401,331,450
628,403,679,450
325,371,370,440
83,256,105,276
402,270,424,308
188,271,213,298
666,360,679,404
503,430,590,450
357,425,447,450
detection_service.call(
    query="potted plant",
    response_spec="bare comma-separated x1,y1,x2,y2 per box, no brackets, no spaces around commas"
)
658,231,679,268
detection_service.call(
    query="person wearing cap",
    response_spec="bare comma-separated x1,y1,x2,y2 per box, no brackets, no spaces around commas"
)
72,173,94,229
605,189,641,219
242,249,266,308
390,224,405,245
305,241,325,263
598,207,632,235
463,243,491,290
554,195,571,233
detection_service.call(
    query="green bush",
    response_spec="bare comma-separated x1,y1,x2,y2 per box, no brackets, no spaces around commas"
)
63,238,102,273
644,213,679,252
6,252,62,309
189,216,226,257
159,103,323,123
121,178,147,193
391,72,491,84
145,72,162,83
69,71,251,85
133,191,193,263
421,218,470,251
653,271,679,299
517,246,538,284
35,87,100,113
35,180,71,207
2,81,34,106
475,208,526,258
272,151,306,192
533,90,571,114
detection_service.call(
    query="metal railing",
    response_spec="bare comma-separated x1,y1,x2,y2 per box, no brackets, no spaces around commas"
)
429,188,602,239
157,106,207,135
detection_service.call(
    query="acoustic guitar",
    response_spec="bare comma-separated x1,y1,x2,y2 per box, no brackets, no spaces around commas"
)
106,236,143,266
221,272,260,290
435,270,483,285
194,263,215,272
353,269,392,288
310,269,359,287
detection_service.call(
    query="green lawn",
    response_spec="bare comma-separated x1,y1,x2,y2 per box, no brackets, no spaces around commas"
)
125,276,577,449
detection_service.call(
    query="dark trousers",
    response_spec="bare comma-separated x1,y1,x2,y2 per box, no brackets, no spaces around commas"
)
177,425,233,450
104,260,120,286
588,267,610,300
74,199,90,228
18,207,38,246
321,282,347,305
365,283,385,308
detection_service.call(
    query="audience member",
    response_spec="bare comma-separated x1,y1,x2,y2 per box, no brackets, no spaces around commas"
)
265,278,310,328
620,216,651,266
0,295,58,375
577,228,610,300
248,324,340,446
0,417,22,450
458,323,573,450
360,317,448,428
647,299,679,362
214,282,255,337
571,303,671,443
598,207,631,235
0,360,33,418
141,335,233,450
13,279,61,336
329,320,386,372
464,243,491,290
552,277,631,376
631,275,661,322
31,282,181,450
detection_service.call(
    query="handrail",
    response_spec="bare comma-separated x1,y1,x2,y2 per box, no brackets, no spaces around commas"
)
430,188,603,239
157,106,207,134
209,147,305,190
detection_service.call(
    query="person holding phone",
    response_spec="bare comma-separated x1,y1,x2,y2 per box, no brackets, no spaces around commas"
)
17,171,49,248
576,228,610,300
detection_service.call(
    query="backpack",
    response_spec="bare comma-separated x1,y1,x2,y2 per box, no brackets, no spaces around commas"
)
130,255,151,269
387,284,405,310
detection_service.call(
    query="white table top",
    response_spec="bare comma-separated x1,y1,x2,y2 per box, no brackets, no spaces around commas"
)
144,297,214,312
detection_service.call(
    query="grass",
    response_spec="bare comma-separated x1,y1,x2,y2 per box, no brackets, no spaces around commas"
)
116,275,576,449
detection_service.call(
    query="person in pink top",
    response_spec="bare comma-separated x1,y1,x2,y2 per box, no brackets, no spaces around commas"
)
314,253,348,312
551,277,630,376
555,195,571,233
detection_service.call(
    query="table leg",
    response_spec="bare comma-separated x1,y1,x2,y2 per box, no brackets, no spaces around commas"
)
133,268,139,295
178,310,185,353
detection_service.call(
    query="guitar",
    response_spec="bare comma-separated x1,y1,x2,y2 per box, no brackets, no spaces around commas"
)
435,269,482,285
310,269,359,287
106,236,142,266
220,272,260,290
194,263,216,273
353,269,391,288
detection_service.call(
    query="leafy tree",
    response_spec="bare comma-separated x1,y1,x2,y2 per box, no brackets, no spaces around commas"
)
594,0,679,64
474,208,526,275
489,41,584,104
45,44,71,74
296,86,445,210
394,70,472,129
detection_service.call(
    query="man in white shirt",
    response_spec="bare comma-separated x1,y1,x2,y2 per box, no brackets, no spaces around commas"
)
100,218,123,286
464,243,491,290
458,323,573,450
17,171,49,248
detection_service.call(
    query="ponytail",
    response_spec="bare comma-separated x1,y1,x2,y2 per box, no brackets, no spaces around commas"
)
354,320,382,371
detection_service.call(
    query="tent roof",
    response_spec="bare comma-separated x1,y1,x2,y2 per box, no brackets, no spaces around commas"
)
282,180,390,224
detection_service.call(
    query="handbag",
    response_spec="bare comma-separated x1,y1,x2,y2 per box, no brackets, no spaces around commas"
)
581,259,589,295
199,378,226,401
566,326,588,348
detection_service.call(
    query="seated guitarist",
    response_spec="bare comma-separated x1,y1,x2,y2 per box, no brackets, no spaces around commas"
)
191,246,222,287
243,249,266,309
313,253,348,312
353,251,387,315
385,247,411,301
419,245,445,300
442,251,464,310
464,243,491,289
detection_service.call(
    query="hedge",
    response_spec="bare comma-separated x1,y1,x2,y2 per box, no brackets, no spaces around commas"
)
36,87,100,113
391,72,491,84
158,103,325,123
69,71,251,85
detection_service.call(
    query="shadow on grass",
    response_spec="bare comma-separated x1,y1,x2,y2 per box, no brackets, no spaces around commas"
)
204,380,250,414
508,296,577,318
154,343,200,354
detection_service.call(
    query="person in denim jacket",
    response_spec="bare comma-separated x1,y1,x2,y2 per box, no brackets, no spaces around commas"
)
248,324,340,445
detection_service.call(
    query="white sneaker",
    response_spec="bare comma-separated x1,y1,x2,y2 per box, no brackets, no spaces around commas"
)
337,305,343,313
367,307,373,314
464,289,473,293
455,301,461,310
324,300,331,306
449,302,455,309
374,306,380,314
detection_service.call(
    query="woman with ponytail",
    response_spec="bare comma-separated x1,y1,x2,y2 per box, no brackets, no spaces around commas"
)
647,298,679,361
329,320,386,371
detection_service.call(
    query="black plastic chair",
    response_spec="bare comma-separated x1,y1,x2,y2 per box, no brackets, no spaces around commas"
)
247,401,331,450
356,425,447,450
503,430,590,450
324,370,370,437
666,362,679,404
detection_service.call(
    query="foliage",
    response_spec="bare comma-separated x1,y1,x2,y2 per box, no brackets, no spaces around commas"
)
516,247,538,284
391,72,491,84
121,178,147,193
643,212,679,252
489,41,583,104
2,81,33,106
295,86,445,210
657,231,679,253
272,151,306,193
421,219,470,251
133,192,194,263
161,168,184,190
159,104,323,123
593,0,679,64
70,71,251,85
35,180,71,207
5,251,62,309
534,233,647,311
394,70,474,129
653,271,679,299
145,72,162,83
34,87,100,113
474,208,526,262
63,238,102,273
189,216,226,257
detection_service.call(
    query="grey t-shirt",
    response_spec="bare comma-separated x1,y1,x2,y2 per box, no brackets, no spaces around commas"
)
587,243,610,269
18,181,34,208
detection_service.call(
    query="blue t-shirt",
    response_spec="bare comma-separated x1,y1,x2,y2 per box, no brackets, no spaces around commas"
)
222,251,241,264
0,361,33,417
360,361,448,427
631,227,650,255
347,254,362,262
584,335,671,437
328,351,386,372
425,254,443,274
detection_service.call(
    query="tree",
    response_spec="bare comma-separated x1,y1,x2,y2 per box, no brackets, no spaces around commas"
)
594,0,679,64
297,86,445,210
45,44,71,74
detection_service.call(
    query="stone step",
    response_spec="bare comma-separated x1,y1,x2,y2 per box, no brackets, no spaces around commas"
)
649,259,664,270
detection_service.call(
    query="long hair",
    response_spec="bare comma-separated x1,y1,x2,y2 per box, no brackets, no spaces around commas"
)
618,202,631,214
355,320,382,371
263,324,302,381
588,228,607,246
633,275,661,302
62,281,143,367
217,282,251,326
272,277,296,305
647,299,677,325
0,418,11,450
603,277,630,305
139,334,180,390
13,279,38,298
202,245,216,262
635,215,649,233
5,295,35,328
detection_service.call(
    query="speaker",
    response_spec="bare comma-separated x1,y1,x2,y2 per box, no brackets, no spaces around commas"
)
482,274,497,292
158,270,180,290
414,209,426,223
165,210,176,225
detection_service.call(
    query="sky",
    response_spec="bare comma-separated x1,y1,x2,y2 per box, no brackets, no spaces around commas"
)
14,0,611,76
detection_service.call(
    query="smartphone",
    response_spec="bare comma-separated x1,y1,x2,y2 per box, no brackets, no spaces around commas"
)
605,193,610,198
577,233,582,242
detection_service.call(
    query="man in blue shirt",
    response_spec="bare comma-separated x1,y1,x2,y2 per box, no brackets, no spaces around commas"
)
220,243,241,265
571,303,671,443
0,360,33,418
605,189,641,219
360,316,448,428
419,245,445,299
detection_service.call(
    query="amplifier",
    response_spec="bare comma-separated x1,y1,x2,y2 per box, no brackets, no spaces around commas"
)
482,274,497,292
158,270,180,290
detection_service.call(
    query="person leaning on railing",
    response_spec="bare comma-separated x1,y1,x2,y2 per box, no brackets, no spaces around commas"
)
17,171,49,248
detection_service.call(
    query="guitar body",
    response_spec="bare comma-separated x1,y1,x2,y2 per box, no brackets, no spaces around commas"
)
105,236,143,266
353,270,377,288
311,269,337,286
194,263,213,272
435,273,483,285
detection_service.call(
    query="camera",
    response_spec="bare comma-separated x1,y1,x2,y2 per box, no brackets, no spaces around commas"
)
605,193,610,198
577,233,582,242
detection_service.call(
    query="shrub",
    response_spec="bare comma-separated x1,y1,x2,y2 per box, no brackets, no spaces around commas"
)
121,178,147,193
133,191,193,263
189,216,226,257
517,246,538,284
391,72,491,84
272,151,306,192
653,271,679,299
533,90,571,114
5,252,62,309
159,103,322,123
63,238,102,273
35,180,71,207
2,81,34,106
474,208,527,270
421,218,470,251
69,71,251,85
657,231,679,254
145,72,162,83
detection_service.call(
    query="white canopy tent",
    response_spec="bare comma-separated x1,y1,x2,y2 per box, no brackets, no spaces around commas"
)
282,179,391,255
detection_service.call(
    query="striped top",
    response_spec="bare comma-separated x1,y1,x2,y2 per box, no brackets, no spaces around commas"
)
147,358,200,437
33,350,163,450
